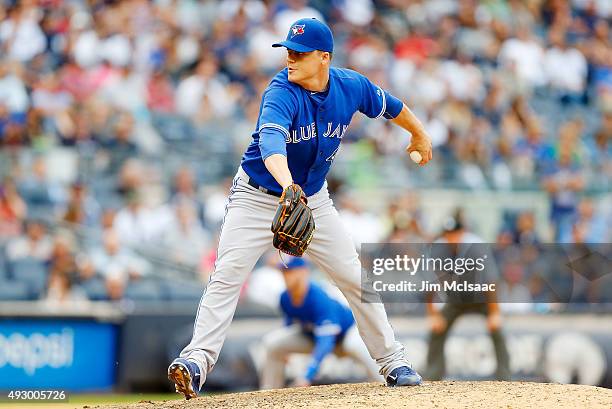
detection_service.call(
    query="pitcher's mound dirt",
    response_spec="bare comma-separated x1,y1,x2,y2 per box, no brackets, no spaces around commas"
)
95,381,612,409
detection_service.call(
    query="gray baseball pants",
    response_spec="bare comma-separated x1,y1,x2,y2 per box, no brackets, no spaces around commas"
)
180,166,409,388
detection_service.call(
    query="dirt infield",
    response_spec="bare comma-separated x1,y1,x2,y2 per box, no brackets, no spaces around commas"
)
91,381,612,409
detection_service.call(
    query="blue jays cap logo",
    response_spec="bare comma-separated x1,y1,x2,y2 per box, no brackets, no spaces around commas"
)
272,18,334,53
290,24,305,38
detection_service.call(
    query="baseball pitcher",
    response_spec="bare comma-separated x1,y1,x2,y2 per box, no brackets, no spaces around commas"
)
168,17,433,399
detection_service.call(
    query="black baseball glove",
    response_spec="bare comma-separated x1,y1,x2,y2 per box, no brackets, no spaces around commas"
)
271,184,315,257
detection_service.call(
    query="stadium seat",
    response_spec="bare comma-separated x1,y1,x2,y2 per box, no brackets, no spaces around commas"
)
91,176,119,202
161,279,205,301
0,280,31,301
152,113,196,143
27,205,54,221
124,280,163,301
0,249,7,281
9,258,48,299
81,277,109,301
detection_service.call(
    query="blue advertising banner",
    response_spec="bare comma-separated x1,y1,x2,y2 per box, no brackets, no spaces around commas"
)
0,320,118,391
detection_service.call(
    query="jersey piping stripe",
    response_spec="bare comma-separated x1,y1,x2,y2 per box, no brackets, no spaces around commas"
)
259,123,290,139
374,87,386,119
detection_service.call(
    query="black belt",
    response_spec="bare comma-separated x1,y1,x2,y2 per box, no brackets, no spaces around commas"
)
245,176,282,197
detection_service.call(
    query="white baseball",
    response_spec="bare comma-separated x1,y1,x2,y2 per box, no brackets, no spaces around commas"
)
410,151,422,163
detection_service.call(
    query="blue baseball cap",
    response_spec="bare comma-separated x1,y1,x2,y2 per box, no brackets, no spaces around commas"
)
272,18,334,53
278,256,308,271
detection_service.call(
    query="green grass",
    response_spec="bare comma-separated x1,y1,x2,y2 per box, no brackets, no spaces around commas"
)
0,392,219,407
67,393,185,404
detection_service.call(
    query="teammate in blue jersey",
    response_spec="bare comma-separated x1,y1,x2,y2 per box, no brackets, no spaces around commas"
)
168,18,433,399
260,257,381,389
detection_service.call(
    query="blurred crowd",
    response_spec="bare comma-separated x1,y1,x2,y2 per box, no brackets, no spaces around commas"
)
0,0,610,305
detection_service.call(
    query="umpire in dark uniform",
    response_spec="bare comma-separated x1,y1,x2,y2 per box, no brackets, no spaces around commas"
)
424,212,510,381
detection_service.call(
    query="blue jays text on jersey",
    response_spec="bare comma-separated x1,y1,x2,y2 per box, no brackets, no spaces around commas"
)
241,67,404,196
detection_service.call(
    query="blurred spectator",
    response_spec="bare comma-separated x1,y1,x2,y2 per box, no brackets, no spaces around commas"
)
99,207,117,232
565,197,609,243
44,269,89,307
394,25,440,64
347,34,391,73
0,5,46,62
439,52,485,103
199,233,219,283
99,112,139,174
162,201,211,270
85,229,150,301
513,210,540,245
97,66,146,114
61,181,101,227
116,159,145,197
17,156,64,211
44,231,89,307
6,219,52,262
47,231,78,278
497,260,533,314
247,18,285,74
385,193,428,243
171,166,205,226
541,129,586,241
31,72,73,115
0,62,29,116
590,42,612,109
336,0,374,27
543,29,587,105
498,210,541,245
498,25,546,90
58,59,97,102
528,273,551,305
243,252,285,310
422,105,449,149
512,118,555,182
586,123,611,190
337,192,385,250
147,68,175,114
403,59,446,109
218,0,267,24
274,0,325,36
54,106,94,148
175,57,237,123
203,177,235,228
474,77,507,128
113,189,173,246
0,178,27,242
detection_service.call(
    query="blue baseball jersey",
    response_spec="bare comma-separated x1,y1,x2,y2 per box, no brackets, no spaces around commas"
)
241,67,404,196
280,282,355,381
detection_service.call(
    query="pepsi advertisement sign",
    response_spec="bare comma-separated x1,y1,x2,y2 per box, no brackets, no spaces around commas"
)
0,320,118,391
